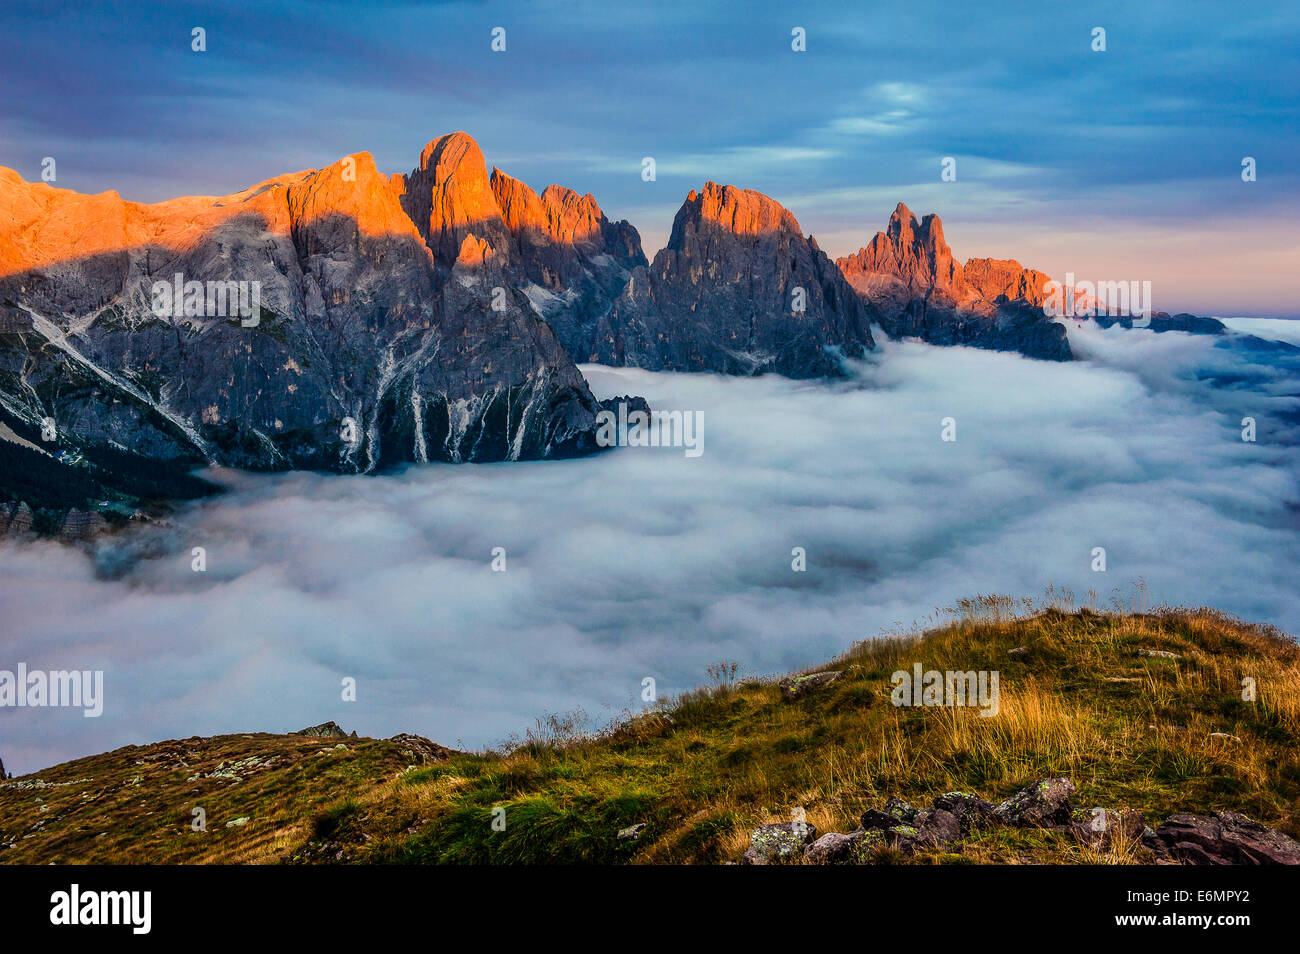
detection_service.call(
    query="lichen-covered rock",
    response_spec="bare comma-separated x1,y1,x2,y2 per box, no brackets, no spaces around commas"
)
861,796,917,831
741,821,818,865
882,825,920,850
994,777,1075,827
876,809,962,855
1153,812,1300,865
387,733,453,765
778,670,843,701
933,791,997,833
1069,807,1146,848
617,823,647,842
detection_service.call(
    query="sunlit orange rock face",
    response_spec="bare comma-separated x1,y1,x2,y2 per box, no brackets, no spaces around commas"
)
541,185,605,247
837,203,964,307
835,203,1072,360
489,168,549,243
488,172,609,250
481,165,648,362
286,152,426,254
657,182,806,286
961,257,1053,310
400,131,514,269
836,202,1056,316
0,166,305,280
0,152,435,304
688,181,801,238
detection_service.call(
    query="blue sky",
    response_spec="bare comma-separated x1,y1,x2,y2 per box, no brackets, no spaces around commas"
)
1,0,1296,315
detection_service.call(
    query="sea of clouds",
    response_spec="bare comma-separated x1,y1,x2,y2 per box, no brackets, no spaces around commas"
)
1,320,1298,774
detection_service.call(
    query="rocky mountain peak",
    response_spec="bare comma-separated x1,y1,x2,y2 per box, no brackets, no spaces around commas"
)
488,171,613,252
835,204,1071,361
842,203,961,303
672,181,801,243
0,137,634,476
918,212,947,251
489,167,548,242
401,131,511,269
885,201,915,238
599,183,874,378
539,184,605,246
286,152,425,257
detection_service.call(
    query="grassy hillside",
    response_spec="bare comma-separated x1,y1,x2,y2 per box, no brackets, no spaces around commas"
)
3,596,1298,864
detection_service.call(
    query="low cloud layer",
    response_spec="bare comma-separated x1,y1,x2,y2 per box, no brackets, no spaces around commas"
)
2,322,1298,774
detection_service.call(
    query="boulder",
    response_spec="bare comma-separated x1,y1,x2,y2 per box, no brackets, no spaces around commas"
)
1153,812,1300,865
994,777,1075,827
882,825,922,851
876,809,962,855
803,830,861,864
617,823,647,841
1069,807,1146,848
293,721,350,738
933,791,997,833
388,733,453,764
861,796,917,830
778,670,843,701
913,808,961,847
741,821,818,865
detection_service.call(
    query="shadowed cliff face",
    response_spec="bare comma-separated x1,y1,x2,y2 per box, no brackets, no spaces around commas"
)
488,167,647,363
838,203,1072,362
0,146,620,476
598,182,877,378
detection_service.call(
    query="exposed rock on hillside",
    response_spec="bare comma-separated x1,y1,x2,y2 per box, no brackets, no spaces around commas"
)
293,722,354,739
1152,811,1300,865
741,821,818,864
784,778,1300,864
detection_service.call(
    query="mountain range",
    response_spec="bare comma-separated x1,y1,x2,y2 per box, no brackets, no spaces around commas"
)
0,130,1236,520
